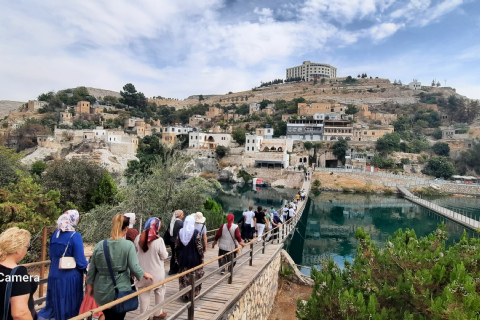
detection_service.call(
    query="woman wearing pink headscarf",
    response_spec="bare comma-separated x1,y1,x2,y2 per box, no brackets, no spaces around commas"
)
212,214,247,275
134,217,168,319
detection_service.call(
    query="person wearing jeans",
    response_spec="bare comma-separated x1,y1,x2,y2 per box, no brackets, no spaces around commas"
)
254,206,267,242
243,206,255,241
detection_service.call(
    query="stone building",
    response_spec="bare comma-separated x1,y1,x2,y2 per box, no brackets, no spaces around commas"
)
323,120,354,141
206,106,223,118
249,103,260,114
189,114,212,127
27,100,47,111
75,101,91,114
286,61,337,81
297,102,341,116
244,132,292,169
358,105,397,125
60,112,73,125
353,126,394,141
442,128,469,140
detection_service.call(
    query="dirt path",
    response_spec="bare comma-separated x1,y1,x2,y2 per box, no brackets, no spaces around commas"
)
268,278,312,320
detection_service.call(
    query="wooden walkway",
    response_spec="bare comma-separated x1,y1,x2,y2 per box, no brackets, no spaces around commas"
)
121,180,311,320
397,186,479,230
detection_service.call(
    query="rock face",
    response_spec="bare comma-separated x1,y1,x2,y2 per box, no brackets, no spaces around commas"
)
219,166,243,183
20,147,57,166
0,100,25,119
194,157,219,173
65,148,138,172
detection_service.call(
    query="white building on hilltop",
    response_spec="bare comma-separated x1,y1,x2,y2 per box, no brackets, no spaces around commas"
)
286,61,337,81
408,79,421,90
244,128,293,169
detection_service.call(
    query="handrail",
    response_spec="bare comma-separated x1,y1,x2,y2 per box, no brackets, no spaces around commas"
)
70,181,310,320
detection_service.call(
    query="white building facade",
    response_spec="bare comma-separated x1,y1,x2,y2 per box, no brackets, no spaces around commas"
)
189,132,232,149
286,61,337,81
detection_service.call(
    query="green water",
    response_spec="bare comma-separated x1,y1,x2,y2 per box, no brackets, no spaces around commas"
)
215,185,476,275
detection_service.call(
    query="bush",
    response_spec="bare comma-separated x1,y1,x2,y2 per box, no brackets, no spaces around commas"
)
432,142,450,156
312,179,321,188
297,224,480,319
422,156,455,178
202,198,226,230
42,159,107,210
215,145,230,159
237,169,253,183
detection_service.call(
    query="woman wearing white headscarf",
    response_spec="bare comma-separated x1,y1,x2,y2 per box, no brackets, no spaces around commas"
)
123,213,138,242
38,210,89,320
175,216,204,300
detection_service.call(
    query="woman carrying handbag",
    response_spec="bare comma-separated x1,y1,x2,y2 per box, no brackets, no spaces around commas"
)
38,210,89,320
87,215,154,320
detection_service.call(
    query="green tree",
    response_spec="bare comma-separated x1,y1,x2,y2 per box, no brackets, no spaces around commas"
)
376,133,401,154
202,198,226,230
215,145,229,159
42,159,106,210
37,91,55,102
432,128,443,139
320,78,326,84
313,79,318,85
90,172,119,207
120,83,138,107
0,147,24,188
232,128,247,145
236,104,249,115
345,104,359,115
422,156,455,178
31,160,46,176
432,142,450,156
103,95,119,105
303,141,313,151
78,156,220,244
332,140,348,164
199,94,204,101
0,173,61,234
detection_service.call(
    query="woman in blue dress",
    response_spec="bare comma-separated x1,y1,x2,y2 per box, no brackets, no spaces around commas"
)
38,210,89,320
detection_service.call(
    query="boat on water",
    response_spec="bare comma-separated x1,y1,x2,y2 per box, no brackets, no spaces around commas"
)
251,178,269,187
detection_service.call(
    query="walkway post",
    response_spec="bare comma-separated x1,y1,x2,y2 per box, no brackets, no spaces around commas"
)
39,226,47,298
227,253,234,284
262,235,266,254
188,273,196,320
249,243,253,266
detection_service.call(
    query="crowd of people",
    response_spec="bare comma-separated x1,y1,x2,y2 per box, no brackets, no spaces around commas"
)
0,189,307,320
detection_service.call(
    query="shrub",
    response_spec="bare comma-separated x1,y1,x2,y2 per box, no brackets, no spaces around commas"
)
297,224,480,319
312,179,321,188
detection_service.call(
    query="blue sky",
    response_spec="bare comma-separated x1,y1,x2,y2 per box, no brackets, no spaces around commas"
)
0,0,479,101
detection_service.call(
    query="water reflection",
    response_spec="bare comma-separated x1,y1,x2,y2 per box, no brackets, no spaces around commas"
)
215,183,298,221
284,193,476,275
214,186,477,276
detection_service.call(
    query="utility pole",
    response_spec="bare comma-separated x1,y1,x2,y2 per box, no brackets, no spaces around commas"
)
444,79,447,87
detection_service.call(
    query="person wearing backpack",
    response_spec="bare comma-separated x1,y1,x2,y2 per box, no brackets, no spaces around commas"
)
0,227,38,320
191,212,207,253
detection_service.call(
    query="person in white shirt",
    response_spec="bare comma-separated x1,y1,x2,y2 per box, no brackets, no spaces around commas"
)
289,201,296,210
243,206,256,241
282,205,289,223
288,207,296,220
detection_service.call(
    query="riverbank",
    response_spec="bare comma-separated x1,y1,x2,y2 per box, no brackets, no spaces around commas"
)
267,277,312,320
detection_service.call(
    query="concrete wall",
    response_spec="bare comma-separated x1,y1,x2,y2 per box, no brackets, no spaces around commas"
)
220,247,281,320
435,184,480,196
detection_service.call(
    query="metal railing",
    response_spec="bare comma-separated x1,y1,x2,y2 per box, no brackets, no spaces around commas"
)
70,192,309,320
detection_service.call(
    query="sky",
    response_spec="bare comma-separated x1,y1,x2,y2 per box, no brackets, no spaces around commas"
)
0,0,479,101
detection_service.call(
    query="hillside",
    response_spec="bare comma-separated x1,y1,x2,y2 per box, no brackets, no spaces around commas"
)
149,78,460,111
0,100,25,119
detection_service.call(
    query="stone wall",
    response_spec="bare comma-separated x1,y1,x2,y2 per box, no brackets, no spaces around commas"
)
434,183,480,196
220,247,282,320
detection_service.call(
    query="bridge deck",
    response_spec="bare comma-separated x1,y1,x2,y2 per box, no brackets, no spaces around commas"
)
124,180,310,320
397,186,479,230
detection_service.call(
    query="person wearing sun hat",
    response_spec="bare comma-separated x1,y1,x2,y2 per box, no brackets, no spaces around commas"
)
191,212,207,253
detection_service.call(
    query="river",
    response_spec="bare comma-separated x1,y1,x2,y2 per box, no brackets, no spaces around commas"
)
215,184,477,275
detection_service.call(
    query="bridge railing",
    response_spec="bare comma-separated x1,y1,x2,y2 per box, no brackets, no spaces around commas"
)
27,228,221,307
70,197,308,320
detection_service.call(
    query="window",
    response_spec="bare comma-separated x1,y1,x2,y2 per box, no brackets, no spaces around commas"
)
252,147,254,151
247,139,250,143
372,131,375,135
191,136,193,139
247,147,249,151
252,140,255,143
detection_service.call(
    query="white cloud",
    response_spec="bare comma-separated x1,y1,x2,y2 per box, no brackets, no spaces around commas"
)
369,22,404,41
0,0,473,101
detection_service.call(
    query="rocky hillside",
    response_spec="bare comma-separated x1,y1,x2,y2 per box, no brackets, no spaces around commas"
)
0,100,25,118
